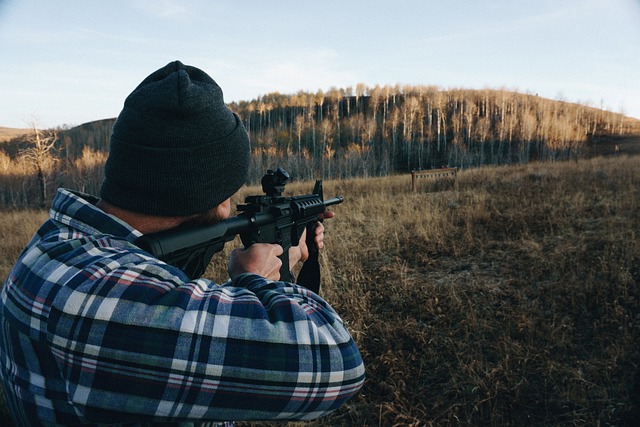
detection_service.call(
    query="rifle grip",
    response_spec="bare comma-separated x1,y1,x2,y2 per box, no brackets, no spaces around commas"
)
279,249,295,282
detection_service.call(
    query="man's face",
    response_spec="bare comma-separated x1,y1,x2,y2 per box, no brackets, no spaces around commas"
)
184,198,231,226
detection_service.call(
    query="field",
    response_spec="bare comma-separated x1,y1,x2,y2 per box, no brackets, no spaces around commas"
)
1,155,639,426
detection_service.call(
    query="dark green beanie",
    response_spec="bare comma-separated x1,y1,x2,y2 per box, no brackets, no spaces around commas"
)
100,60,250,216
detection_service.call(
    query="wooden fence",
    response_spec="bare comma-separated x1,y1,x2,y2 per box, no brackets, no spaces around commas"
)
411,167,458,191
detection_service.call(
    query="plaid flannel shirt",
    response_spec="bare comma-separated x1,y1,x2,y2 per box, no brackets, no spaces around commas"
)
0,189,364,426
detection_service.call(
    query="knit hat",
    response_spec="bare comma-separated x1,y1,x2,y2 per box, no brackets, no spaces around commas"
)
100,60,250,216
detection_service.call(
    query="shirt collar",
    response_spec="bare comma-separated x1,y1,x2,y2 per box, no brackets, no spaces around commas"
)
50,188,142,242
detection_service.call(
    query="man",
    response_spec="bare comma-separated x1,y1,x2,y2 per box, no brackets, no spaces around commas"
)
0,61,365,426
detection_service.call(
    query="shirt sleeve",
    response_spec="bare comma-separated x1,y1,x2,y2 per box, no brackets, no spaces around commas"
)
46,260,365,424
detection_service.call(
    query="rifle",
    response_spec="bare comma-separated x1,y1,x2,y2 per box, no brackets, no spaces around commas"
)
135,168,343,293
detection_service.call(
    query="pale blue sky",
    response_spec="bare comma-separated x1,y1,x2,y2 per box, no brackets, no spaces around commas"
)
1,0,639,129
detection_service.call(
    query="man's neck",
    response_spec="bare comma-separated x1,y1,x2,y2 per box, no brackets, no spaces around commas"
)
96,200,187,234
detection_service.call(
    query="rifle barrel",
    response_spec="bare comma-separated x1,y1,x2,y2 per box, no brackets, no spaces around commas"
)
324,196,344,207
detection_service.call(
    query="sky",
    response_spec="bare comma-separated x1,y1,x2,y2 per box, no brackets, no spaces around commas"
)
1,0,639,129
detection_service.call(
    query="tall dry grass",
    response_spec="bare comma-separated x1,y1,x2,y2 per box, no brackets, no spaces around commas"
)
0,210,48,280
312,155,640,426
0,155,638,426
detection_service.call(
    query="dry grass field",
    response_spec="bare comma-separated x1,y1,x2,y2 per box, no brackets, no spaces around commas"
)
1,155,639,426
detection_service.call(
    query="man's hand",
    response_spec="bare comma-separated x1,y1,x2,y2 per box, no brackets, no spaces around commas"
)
229,243,283,281
229,212,336,282
314,211,334,250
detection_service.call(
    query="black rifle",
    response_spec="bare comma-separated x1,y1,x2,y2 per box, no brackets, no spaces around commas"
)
135,168,343,293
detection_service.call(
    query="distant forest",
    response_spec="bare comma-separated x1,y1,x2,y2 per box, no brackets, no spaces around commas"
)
0,86,638,208
229,86,635,180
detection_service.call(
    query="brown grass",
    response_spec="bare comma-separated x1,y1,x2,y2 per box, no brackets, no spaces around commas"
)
1,156,639,426
0,210,48,280
313,156,640,426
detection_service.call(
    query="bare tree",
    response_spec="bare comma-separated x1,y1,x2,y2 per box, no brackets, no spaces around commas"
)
320,117,335,178
294,114,305,159
20,123,58,207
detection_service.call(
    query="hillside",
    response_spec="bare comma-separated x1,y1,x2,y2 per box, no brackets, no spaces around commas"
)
0,127,29,143
1,87,639,184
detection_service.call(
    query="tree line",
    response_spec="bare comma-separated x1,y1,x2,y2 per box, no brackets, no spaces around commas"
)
231,86,633,181
0,86,636,209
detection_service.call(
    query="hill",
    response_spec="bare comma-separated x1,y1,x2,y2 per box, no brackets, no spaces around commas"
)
0,127,29,143
1,87,639,183
67,88,640,169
